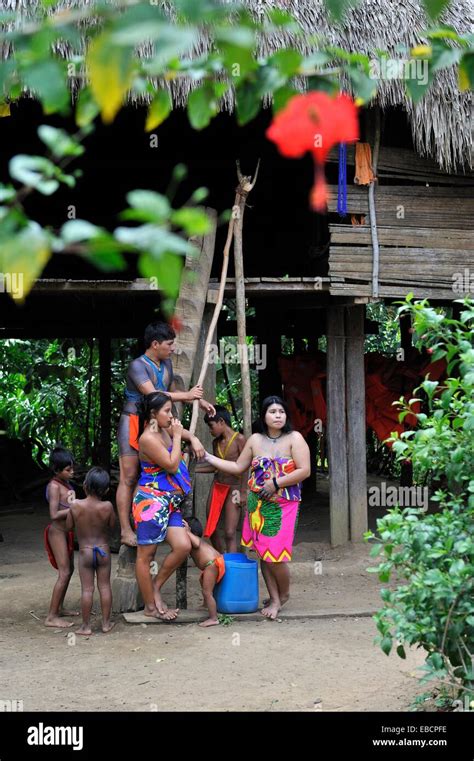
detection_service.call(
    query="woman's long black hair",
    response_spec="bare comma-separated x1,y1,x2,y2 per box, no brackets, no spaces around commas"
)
259,395,293,435
136,392,172,438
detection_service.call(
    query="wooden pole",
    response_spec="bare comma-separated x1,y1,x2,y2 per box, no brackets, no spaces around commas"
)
187,160,259,440
369,108,381,298
233,160,260,439
327,306,349,546
345,306,367,541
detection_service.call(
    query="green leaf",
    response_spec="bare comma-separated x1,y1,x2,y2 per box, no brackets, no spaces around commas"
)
430,41,462,72
325,0,358,21
235,80,261,125
22,59,69,113
300,52,332,73
405,60,434,103
125,190,171,223
187,84,218,130
82,240,127,272
269,49,303,77
397,645,407,659
381,636,393,656
60,219,104,243
37,125,84,159
0,222,51,299
75,88,100,127
87,33,135,123
171,207,211,235
9,155,59,195
139,251,183,299
272,85,299,112
458,53,474,91
423,0,451,20
348,67,377,103
0,184,15,202
145,89,172,132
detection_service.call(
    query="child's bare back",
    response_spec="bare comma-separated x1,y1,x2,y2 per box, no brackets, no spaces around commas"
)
65,467,116,636
190,535,220,571
70,496,115,549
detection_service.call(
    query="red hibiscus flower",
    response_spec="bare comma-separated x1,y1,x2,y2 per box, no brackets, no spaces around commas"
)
266,92,359,211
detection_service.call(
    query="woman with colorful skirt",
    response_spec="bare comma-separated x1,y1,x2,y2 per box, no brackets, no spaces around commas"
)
133,392,203,620
201,395,311,620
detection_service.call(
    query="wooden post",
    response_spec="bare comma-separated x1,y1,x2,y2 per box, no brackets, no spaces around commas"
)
232,161,259,439
173,207,218,413
98,336,111,471
193,303,217,527
345,306,368,541
326,306,349,546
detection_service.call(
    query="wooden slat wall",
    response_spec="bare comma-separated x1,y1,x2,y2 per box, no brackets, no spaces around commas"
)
327,171,474,299
327,185,474,229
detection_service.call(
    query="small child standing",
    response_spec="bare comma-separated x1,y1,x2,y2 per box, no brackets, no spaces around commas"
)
197,406,247,553
66,467,116,635
44,446,78,628
185,518,225,628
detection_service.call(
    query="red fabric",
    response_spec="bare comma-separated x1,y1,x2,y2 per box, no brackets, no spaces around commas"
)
204,483,231,538
278,354,327,436
277,351,447,446
44,524,74,569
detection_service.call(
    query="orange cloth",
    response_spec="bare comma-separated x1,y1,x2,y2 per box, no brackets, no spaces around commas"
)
204,482,231,537
44,525,74,569
354,143,376,186
129,413,139,451
201,555,226,584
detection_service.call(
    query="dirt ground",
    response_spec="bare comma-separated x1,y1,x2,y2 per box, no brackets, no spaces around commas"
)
0,486,428,712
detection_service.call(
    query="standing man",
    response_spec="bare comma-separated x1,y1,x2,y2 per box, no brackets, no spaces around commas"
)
117,321,215,546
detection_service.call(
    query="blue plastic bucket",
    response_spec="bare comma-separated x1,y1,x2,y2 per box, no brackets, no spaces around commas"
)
214,553,259,614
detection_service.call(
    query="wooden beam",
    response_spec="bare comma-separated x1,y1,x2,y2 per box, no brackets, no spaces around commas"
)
326,306,349,546
345,307,368,542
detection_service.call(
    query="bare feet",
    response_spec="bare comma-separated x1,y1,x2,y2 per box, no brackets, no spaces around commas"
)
261,601,280,620
144,606,179,621
199,618,220,628
153,590,170,615
121,530,137,547
45,616,74,628
77,624,93,636
102,621,116,634
262,594,289,608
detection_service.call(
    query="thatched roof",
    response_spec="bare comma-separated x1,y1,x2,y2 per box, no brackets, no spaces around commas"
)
2,0,472,171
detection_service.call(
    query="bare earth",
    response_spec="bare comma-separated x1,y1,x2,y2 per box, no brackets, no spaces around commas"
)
0,505,427,712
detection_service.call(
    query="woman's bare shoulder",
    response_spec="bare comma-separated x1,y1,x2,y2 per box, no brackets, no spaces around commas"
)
289,430,306,443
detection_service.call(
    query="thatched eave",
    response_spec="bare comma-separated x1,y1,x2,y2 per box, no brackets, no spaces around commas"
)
1,0,472,172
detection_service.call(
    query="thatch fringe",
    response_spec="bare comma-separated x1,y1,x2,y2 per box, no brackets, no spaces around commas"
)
1,0,472,171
